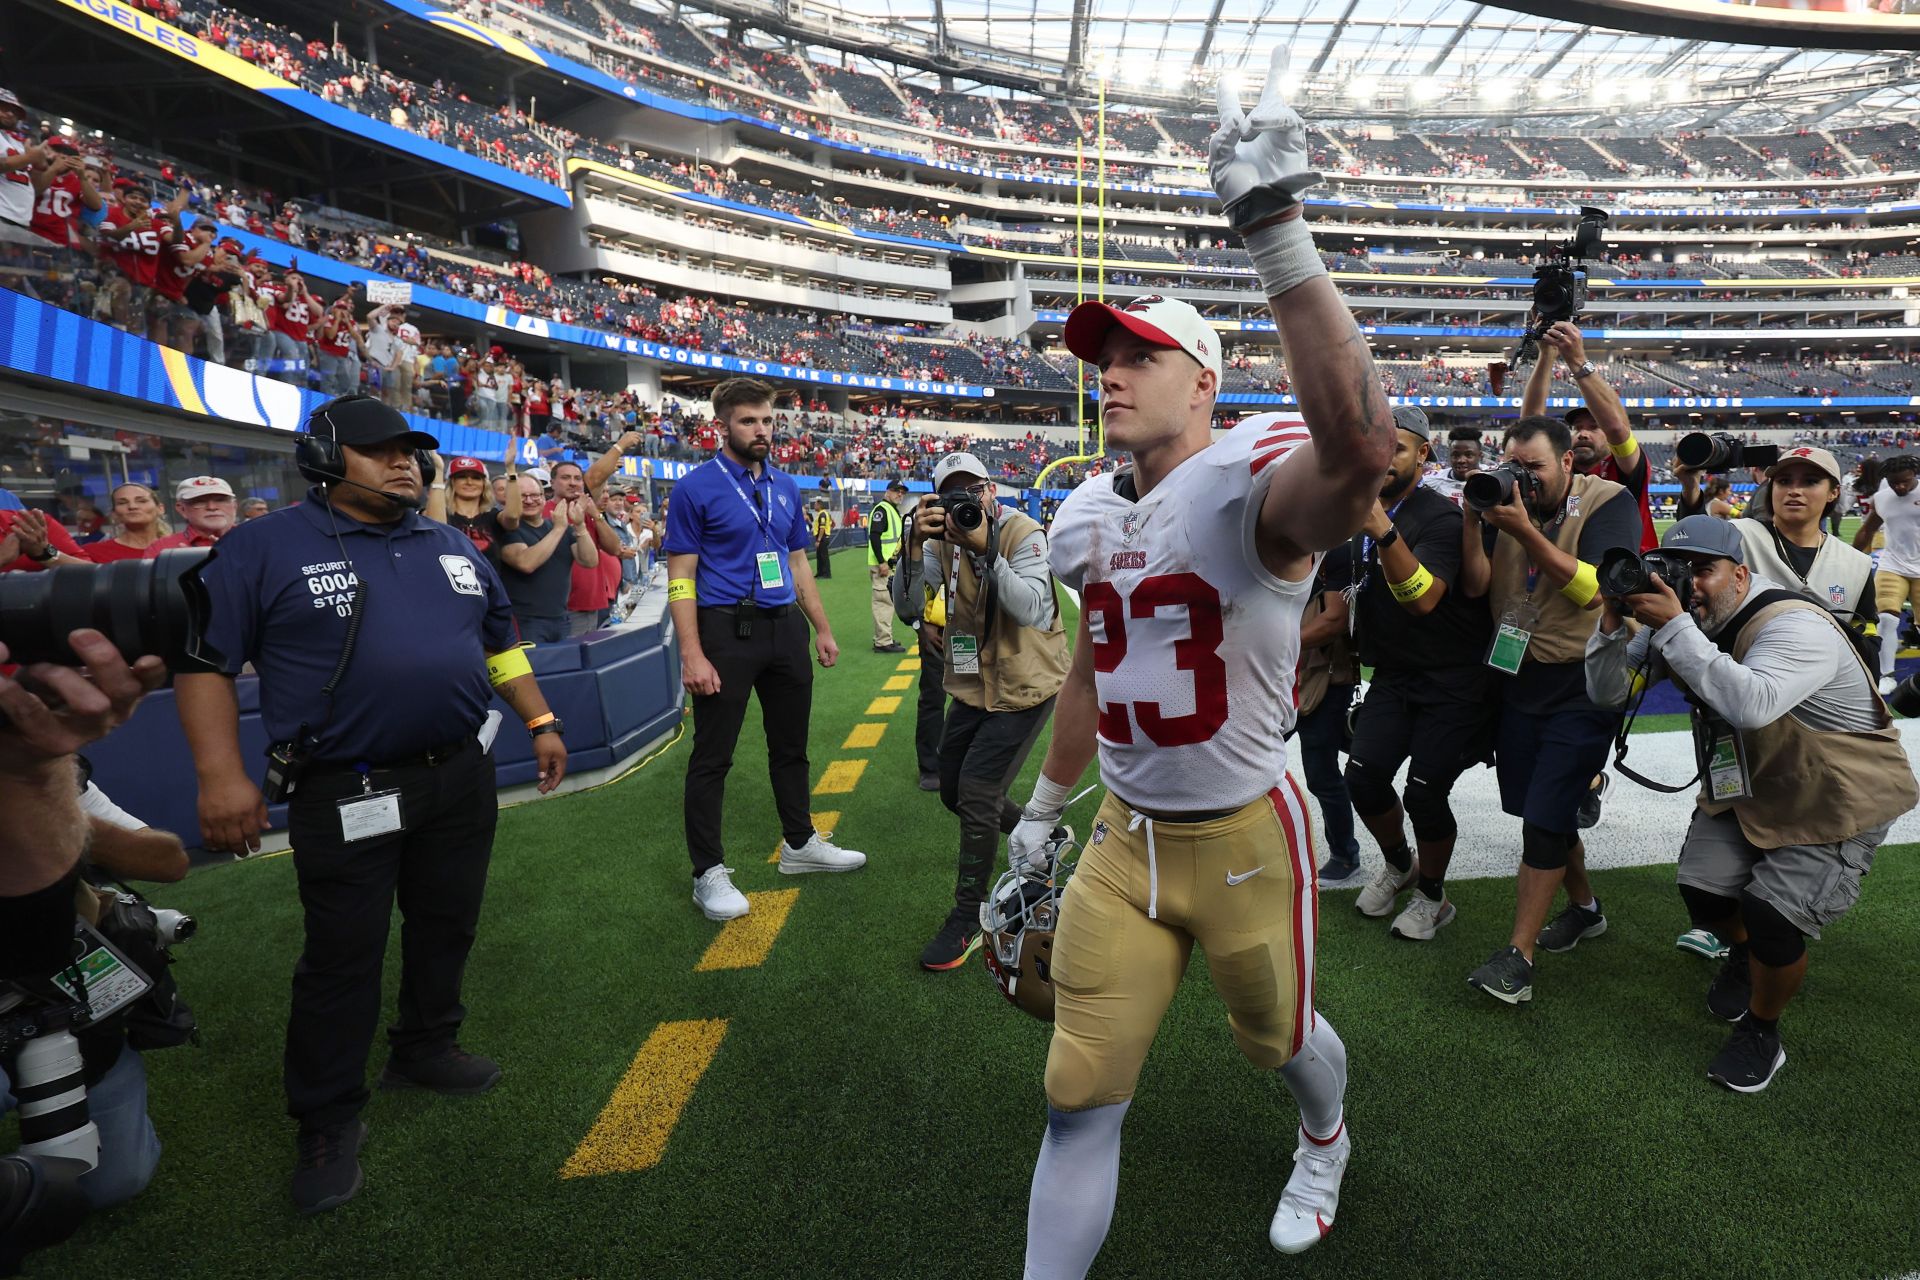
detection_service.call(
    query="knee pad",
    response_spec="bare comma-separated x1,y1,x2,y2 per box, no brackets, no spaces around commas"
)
1678,883,1739,933
1044,1030,1136,1114
1401,777,1457,843
1342,757,1398,818
1740,889,1807,967
1521,822,1575,871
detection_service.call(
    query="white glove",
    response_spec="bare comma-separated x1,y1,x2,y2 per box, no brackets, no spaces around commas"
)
1208,47,1322,230
1007,773,1072,878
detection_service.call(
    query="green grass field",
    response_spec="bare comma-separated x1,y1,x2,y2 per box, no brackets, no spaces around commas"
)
45,556,1920,1280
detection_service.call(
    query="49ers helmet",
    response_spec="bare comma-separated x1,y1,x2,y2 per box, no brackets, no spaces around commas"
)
979,826,1078,1022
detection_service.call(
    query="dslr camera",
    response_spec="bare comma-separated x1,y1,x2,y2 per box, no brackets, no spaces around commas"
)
1514,207,1608,369
1598,546,1695,611
1675,431,1781,473
1463,459,1544,514
0,547,222,671
932,492,988,534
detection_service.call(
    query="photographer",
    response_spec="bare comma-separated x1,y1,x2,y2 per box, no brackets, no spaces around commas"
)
1586,517,1917,1092
893,452,1068,972
1522,320,1656,551
1731,446,1875,644
1344,408,1494,941
1458,416,1642,1005
1851,454,1920,696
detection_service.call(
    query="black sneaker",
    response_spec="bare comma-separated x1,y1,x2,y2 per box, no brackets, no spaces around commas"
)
1318,854,1362,888
1706,945,1751,1023
1575,775,1608,829
1467,945,1534,1005
919,909,981,972
1537,899,1607,953
379,1046,502,1096
293,1119,367,1216
918,771,940,792
1707,1016,1786,1093
874,642,907,654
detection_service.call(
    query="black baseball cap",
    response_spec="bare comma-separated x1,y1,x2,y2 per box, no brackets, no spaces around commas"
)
307,394,438,450
1563,406,1597,427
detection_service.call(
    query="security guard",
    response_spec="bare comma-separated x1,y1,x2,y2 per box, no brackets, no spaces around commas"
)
176,394,569,1217
811,497,834,579
664,378,865,924
868,479,908,653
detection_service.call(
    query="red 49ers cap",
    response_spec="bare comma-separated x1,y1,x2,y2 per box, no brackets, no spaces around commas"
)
448,456,487,478
1063,295,1223,383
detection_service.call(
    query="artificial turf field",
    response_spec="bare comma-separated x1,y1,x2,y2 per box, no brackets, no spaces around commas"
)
45,525,1920,1280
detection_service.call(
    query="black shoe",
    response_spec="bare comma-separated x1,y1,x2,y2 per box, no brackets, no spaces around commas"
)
1575,775,1608,829
1466,945,1534,1005
919,909,981,972
1536,899,1607,953
1317,855,1362,888
293,1119,367,1216
379,1046,502,1096
918,771,940,792
874,642,907,654
1706,945,1751,1023
1708,1015,1786,1093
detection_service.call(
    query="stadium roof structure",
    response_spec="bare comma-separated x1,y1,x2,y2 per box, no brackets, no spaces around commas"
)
678,0,1920,131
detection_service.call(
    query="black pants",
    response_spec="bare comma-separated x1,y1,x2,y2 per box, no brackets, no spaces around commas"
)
938,695,1055,916
917,623,946,776
815,542,831,579
284,738,496,1128
685,607,815,876
1297,682,1359,862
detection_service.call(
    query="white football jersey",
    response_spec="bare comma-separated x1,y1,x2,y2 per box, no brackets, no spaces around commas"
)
1050,414,1317,812
1422,468,1467,508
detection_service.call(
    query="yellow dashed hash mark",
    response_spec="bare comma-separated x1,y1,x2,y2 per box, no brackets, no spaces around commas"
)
865,697,901,716
695,891,800,971
895,660,918,672
814,760,867,794
769,811,840,862
559,1019,727,1178
882,675,913,691
909,644,920,656
843,723,887,749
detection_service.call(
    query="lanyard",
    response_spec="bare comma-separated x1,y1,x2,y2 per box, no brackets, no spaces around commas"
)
720,459,774,548
1524,492,1574,597
1358,495,1412,587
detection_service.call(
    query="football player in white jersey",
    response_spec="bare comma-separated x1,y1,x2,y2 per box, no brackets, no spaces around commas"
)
1009,49,1397,1277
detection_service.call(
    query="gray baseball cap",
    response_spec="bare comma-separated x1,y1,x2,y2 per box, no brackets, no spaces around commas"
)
1661,515,1745,565
1391,405,1430,441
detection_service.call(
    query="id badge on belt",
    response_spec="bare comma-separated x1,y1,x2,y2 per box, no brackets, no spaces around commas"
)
755,550,784,591
1485,601,1540,675
338,772,405,843
949,633,980,675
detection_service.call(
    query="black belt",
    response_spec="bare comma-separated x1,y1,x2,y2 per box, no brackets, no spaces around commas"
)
1110,792,1241,824
311,736,475,776
699,603,791,618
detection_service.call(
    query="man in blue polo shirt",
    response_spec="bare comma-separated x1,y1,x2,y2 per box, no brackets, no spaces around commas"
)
664,377,866,922
174,395,570,1217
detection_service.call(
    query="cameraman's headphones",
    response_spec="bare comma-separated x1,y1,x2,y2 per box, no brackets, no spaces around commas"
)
294,393,437,488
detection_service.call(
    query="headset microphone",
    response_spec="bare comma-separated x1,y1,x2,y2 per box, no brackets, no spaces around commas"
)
332,475,424,512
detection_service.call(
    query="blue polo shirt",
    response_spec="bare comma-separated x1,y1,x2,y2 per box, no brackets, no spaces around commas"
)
662,453,812,607
199,488,516,764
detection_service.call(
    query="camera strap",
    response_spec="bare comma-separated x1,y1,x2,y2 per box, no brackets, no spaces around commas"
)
1611,649,1699,794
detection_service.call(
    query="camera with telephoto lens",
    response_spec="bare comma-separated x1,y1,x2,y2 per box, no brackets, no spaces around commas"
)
932,492,987,533
1885,675,1920,719
0,547,223,672
1675,432,1782,473
1463,459,1545,513
1513,207,1608,369
1597,547,1696,611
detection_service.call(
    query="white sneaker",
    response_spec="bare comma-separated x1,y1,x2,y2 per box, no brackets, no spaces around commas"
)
1354,862,1416,918
778,832,867,875
1389,891,1457,941
1879,674,1899,697
1269,1122,1351,1255
693,865,750,921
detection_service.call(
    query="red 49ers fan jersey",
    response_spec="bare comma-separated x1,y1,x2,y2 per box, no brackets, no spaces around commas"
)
1048,413,1317,812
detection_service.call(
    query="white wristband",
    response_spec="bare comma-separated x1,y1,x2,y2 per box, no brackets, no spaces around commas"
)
1024,773,1073,821
1242,215,1326,299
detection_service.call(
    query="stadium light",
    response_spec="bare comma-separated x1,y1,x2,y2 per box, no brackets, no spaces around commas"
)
1591,81,1620,106
1623,79,1656,104
1664,78,1693,103
1410,79,1449,104
1479,79,1518,105
1349,76,1380,104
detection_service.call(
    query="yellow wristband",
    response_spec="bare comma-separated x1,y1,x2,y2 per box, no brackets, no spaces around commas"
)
667,578,696,603
1609,433,1639,460
486,647,533,687
1560,560,1600,608
1388,565,1434,604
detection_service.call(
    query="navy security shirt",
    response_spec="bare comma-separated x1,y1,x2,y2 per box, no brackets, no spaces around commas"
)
200,488,516,764
662,453,812,607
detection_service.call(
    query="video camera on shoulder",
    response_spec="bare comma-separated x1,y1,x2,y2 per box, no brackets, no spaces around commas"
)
0,547,224,672
1675,431,1781,473
1463,459,1544,513
1597,546,1695,610
1513,207,1608,369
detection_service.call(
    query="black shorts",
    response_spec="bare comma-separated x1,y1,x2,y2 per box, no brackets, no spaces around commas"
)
1494,702,1618,835
1348,665,1494,793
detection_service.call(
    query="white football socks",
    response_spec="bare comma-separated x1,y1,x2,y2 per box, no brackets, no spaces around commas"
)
1881,612,1902,677
1242,214,1327,301
1023,1101,1129,1280
1277,1014,1348,1142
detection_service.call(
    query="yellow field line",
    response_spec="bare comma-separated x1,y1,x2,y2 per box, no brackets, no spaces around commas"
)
909,645,921,656
895,660,919,672
559,1018,728,1178
694,890,801,971
769,811,841,862
843,723,887,749
865,697,901,716
882,675,913,692
814,760,867,794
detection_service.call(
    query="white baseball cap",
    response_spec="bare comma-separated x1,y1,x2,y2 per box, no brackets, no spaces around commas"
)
175,475,235,501
931,452,990,491
526,466,553,488
1063,295,1223,383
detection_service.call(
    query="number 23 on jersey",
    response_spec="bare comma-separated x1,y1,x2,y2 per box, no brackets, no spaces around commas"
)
1083,573,1230,748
